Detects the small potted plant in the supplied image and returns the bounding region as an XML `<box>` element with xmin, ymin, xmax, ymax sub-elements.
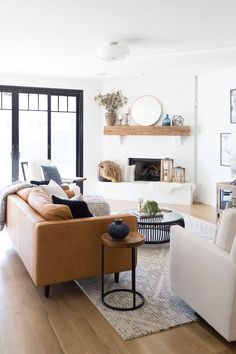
<box><xmin>142</xmin><ymin>200</ymin><xmax>160</xmax><ymax>217</ymax></box>
<box><xmin>94</xmin><ymin>90</ymin><xmax>128</xmax><ymax>126</ymax></box>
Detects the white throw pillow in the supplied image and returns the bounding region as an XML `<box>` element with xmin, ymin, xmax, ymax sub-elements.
<box><xmin>121</xmin><ymin>165</ymin><xmax>136</xmax><ymax>182</ymax></box>
<box><xmin>40</xmin><ymin>180</ymin><xmax>68</xmax><ymax>199</ymax></box>
<box><xmin>215</xmin><ymin>208</ymin><xmax>236</xmax><ymax>252</ymax></box>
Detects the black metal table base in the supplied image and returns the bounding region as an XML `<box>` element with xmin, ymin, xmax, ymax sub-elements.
<box><xmin>138</xmin><ymin>218</ymin><xmax>185</xmax><ymax>244</ymax></box>
<box><xmin>102</xmin><ymin>289</ymin><xmax>145</xmax><ymax>311</ymax></box>
<box><xmin>101</xmin><ymin>245</ymin><xmax>145</xmax><ymax>311</ymax></box>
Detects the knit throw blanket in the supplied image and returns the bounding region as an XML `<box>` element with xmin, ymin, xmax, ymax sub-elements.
<box><xmin>0</xmin><ymin>181</ymin><xmax>34</xmax><ymax>231</ymax></box>
<box><xmin>99</xmin><ymin>160</ymin><xmax>121</xmax><ymax>182</ymax></box>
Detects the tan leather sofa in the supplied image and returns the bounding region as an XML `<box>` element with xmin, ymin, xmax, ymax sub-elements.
<box><xmin>6</xmin><ymin>193</ymin><xmax>137</xmax><ymax>297</ymax></box>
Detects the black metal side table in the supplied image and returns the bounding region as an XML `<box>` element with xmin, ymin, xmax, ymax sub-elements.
<box><xmin>101</xmin><ymin>232</ymin><xmax>145</xmax><ymax>311</ymax></box>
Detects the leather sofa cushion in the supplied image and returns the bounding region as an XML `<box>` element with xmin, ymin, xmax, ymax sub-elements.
<box><xmin>28</xmin><ymin>187</ymin><xmax>73</xmax><ymax>221</ymax></box>
<box><xmin>17</xmin><ymin>187</ymin><xmax>75</xmax><ymax>202</ymax></box>
<box><xmin>64</xmin><ymin>190</ymin><xmax>75</xmax><ymax>198</ymax></box>
<box><xmin>17</xmin><ymin>188</ymin><xmax>32</xmax><ymax>202</ymax></box>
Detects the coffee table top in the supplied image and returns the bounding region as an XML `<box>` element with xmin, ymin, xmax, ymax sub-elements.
<box><xmin>102</xmin><ymin>232</ymin><xmax>145</xmax><ymax>248</ymax></box>
<box><xmin>129</xmin><ymin>209</ymin><xmax>184</xmax><ymax>225</ymax></box>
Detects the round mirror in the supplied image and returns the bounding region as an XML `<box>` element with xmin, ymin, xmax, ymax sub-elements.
<box><xmin>131</xmin><ymin>95</ymin><xmax>162</xmax><ymax>126</ymax></box>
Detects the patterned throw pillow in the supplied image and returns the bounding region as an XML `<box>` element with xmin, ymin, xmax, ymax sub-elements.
<box><xmin>41</xmin><ymin>165</ymin><xmax>62</xmax><ymax>185</ymax></box>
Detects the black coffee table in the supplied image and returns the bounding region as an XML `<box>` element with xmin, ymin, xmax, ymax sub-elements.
<box><xmin>130</xmin><ymin>209</ymin><xmax>185</xmax><ymax>244</ymax></box>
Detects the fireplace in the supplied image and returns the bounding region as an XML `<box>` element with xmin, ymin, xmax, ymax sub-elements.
<box><xmin>129</xmin><ymin>158</ymin><xmax>161</xmax><ymax>181</ymax></box>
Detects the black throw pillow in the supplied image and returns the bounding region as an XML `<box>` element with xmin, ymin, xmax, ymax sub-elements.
<box><xmin>30</xmin><ymin>180</ymin><xmax>50</xmax><ymax>186</ymax></box>
<box><xmin>52</xmin><ymin>195</ymin><xmax>93</xmax><ymax>219</ymax></box>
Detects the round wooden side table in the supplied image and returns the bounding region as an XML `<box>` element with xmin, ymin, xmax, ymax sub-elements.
<box><xmin>101</xmin><ymin>232</ymin><xmax>145</xmax><ymax>311</ymax></box>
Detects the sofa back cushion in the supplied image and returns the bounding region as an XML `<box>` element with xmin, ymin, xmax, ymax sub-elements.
<box><xmin>216</xmin><ymin>208</ymin><xmax>236</xmax><ymax>252</ymax></box>
<box><xmin>16</xmin><ymin>188</ymin><xmax>32</xmax><ymax>202</ymax></box>
<box><xmin>28</xmin><ymin>188</ymin><xmax>73</xmax><ymax>221</ymax></box>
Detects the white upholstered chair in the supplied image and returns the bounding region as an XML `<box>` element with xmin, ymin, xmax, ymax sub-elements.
<box><xmin>21</xmin><ymin>160</ymin><xmax>86</xmax><ymax>187</ymax></box>
<box><xmin>170</xmin><ymin>208</ymin><xmax>236</xmax><ymax>341</ymax></box>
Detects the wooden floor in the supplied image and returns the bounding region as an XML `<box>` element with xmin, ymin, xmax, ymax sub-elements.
<box><xmin>1</xmin><ymin>202</ymin><xmax>236</xmax><ymax>354</ymax></box>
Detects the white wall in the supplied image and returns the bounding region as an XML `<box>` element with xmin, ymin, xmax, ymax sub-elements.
<box><xmin>0</xmin><ymin>74</ymin><xmax>103</xmax><ymax>194</ymax></box>
<box><xmin>102</xmin><ymin>77</ymin><xmax>195</xmax><ymax>182</ymax></box>
<box><xmin>197</xmin><ymin>67</ymin><xmax>236</xmax><ymax>206</ymax></box>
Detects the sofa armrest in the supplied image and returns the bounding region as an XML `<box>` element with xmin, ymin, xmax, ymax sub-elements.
<box><xmin>170</xmin><ymin>225</ymin><xmax>234</xmax><ymax>293</ymax></box>
<box><xmin>170</xmin><ymin>225</ymin><xmax>236</xmax><ymax>339</ymax></box>
<box><xmin>33</xmin><ymin>214</ymin><xmax>137</xmax><ymax>286</ymax></box>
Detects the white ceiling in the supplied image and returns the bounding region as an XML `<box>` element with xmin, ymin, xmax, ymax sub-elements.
<box><xmin>1</xmin><ymin>0</ymin><xmax>236</xmax><ymax>80</ymax></box>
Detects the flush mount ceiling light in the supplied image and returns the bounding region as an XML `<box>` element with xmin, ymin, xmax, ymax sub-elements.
<box><xmin>97</xmin><ymin>42</ymin><xmax>130</xmax><ymax>61</ymax></box>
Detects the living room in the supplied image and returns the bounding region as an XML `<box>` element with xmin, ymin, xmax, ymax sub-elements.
<box><xmin>1</xmin><ymin>1</ymin><xmax>236</xmax><ymax>353</ymax></box>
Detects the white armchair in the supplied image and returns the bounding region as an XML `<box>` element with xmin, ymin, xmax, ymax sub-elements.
<box><xmin>170</xmin><ymin>209</ymin><xmax>236</xmax><ymax>342</ymax></box>
<box><xmin>21</xmin><ymin>160</ymin><xmax>86</xmax><ymax>187</ymax></box>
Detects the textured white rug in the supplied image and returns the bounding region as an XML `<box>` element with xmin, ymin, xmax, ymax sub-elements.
<box><xmin>77</xmin><ymin>213</ymin><xmax>216</xmax><ymax>341</ymax></box>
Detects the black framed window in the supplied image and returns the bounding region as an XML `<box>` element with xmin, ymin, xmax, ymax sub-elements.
<box><xmin>0</xmin><ymin>85</ymin><xmax>83</xmax><ymax>186</ymax></box>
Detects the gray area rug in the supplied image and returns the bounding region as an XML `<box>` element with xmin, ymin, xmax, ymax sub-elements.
<box><xmin>77</xmin><ymin>213</ymin><xmax>216</xmax><ymax>340</ymax></box>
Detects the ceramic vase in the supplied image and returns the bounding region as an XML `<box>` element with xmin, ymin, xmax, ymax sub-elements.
<box><xmin>162</xmin><ymin>114</ymin><xmax>171</xmax><ymax>126</ymax></box>
<box><xmin>107</xmin><ymin>218</ymin><xmax>129</xmax><ymax>240</ymax></box>
<box><xmin>105</xmin><ymin>112</ymin><xmax>116</xmax><ymax>126</ymax></box>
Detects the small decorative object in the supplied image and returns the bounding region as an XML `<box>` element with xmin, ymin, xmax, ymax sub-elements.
<box><xmin>173</xmin><ymin>166</ymin><xmax>185</xmax><ymax>183</ymax></box>
<box><xmin>107</xmin><ymin>218</ymin><xmax>130</xmax><ymax>240</ymax></box>
<box><xmin>162</xmin><ymin>114</ymin><xmax>171</xmax><ymax>126</ymax></box>
<box><xmin>125</xmin><ymin>112</ymin><xmax>129</xmax><ymax>125</ymax></box>
<box><xmin>98</xmin><ymin>160</ymin><xmax>121</xmax><ymax>182</ymax></box>
<box><xmin>118</xmin><ymin>113</ymin><xmax>123</xmax><ymax>126</ymax></box>
<box><xmin>230</xmin><ymin>150</ymin><xmax>236</xmax><ymax>184</ymax></box>
<box><xmin>161</xmin><ymin>158</ymin><xmax>173</xmax><ymax>182</ymax></box>
<box><xmin>172</xmin><ymin>115</ymin><xmax>184</xmax><ymax>126</ymax></box>
<box><xmin>105</xmin><ymin>112</ymin><xmax>116</xmax><ymax>126</ymax></box>
<box><xmin>220</xmin><ymin>133</ymin><xmax>231</xmax><ymax>166</ymax></box>
<box><xmin>142</xmin><ymin>200</ymin><xmax>160</xmax><ymax>216</ymax></box>
<box><xmin>138</xmin><ymin>198</ymin><xmax>143</xmax><ymax>212</ymax></box>
<box><xmin>94</xmin><ymin>90</ymin><xmax>128</xmax><ymax>126</ymax></box>
<box><xmin>230</xmin><ymin>89</ymin><xmax>236</xmax><ymax>123</ymax></box>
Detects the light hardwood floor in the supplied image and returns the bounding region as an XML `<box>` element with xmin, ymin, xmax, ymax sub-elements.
<box><xmin>1</xmin><ymin>202</ymin><xmax>235</xmax><ymax>354</ymax></box>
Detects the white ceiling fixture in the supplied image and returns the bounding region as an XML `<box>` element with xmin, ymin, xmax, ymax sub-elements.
<box><xmin>97</xmin><ymin>42</ymin><xmax>130</xmax><ymax>61</ymax></box>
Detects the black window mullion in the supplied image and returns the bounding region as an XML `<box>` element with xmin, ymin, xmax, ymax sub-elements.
<box><xmin>12</xmin><ymin>91</ymin><xmax>19</xmax><ymax>182</ymax></box>
<box><xmin>76</xmin><ymin>93</ymin><xmax>83</xmax><ymax>179</ymax></box>
<box><xmin>48</xmin><ymin>94</ymin><xmax>51</xmax><ymax>160</ymax></box>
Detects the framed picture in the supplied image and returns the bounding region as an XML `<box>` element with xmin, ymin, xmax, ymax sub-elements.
<box><xmin>230</xmin><ymin>89</ymin><xmax>236</xmax><ymax>123</ymax></box>
<box><xmin>220</xmin><ymin>133</ymin><xmax>231</xmax><ymax>166</ymax></box>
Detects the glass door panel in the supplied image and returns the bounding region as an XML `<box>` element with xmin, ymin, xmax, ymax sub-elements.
<box><xmin>19</xmin><ymin>110</ymin><xmax>48</xmax><ymax>180</ymax></box>
<box><xmin>51</xmin><ymin>112</ymin><xmax>76</xmax><ymax>177</ymax></box>
<box><xmin>0</xmin><ymin>87</ymin><xmax>82</xmax><ymax>186</ymax></box>
<box><xmin>0</xmin><ymin>110</ymin><xmax>12</xmax><ymax>188</ymax></box>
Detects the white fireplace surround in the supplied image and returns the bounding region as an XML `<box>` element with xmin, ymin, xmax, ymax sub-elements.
<box><xmin>97</xmin><ymin>181</ymin><xmax>196</xmax><ymax>205</ymax></box>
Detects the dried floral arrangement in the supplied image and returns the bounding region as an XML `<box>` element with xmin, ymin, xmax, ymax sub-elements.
<box><xmin>94</xmin><ymin>90</ymin><xmax>128</xmax><ymax>112</ymax></box>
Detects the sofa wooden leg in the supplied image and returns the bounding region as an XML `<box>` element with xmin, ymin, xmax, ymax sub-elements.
<box><xmin>114</xmin><ymin>272</ymin><xmax>120</xmax><ymax>283</ymax></box>
<box><xmin>44</xmin><ymin>285</ymin><xmax>50</xmax><ymax>298</ymax></box>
